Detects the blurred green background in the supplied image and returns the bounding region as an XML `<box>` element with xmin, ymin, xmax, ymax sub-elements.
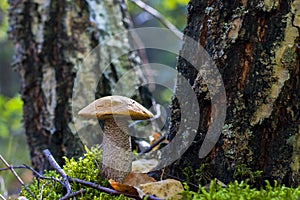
<box><xmin>0</xmin><ymin>0</ymin><xmax>31</xmax><ymax>197</ymax></box>
<box><xmin>0</xmin><ymin>0</ymin><xmax>188</xmax><ymax>197</ymax></box>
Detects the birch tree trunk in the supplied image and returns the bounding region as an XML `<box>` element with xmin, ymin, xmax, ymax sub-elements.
<box><xmin>8</xmin><ymin>0</ymin><xmax>151</xmax><ymax>173</ymax></box>
<box><xmin>168</xmin><ymin>0</ymin><xmax>300</xmax><ymax>187</ymax></box>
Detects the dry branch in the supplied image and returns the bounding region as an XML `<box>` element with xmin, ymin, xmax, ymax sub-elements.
<box><xmin>0</xmin><ymin>154</ymin><xmax>35</xmax><ymax>199</ymax></box>
<box><xmin>130</xmin><ymin>0</ymin><xmax>182</xmax><ymax>39</ymax></box>
<box><xmin>0</xmin><ymin>150</ymin><xmax>163</xmax><ymax>200</ymax></box>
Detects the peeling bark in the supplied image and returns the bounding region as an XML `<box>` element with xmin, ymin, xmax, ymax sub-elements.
<box><xmin>9</xmin><ymin>0</ymin><xmax>89</xmax><ymax>172</ymax></box>
<box><xmin>8</xmin><ymin>0</ymin><xmax>152</xmax><ymax>172</ymax></box>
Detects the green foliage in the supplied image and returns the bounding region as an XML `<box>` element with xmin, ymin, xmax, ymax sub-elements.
<box><xmin>63</xmin><ymin>146</ymin><xmax>109</xmax><ymax>187</ymax></box>
<box><xmin>181</xmin><ymin>165</ymin><xmax>194</xmax><ymax>182</ymax></box>
<box><xmin>20</xmin><ymin>170</ymin><xmax>64</xmax><ymax>199</ymax></box>
<box><xmin>181</xmin><ymin>179</ymin><xmax>300</xmax><ymax>200</ymax></box>
<box><xmin>20</xmin><ymin>147</ymin><xmax>300</xmax><ymax>199</ymax></box>
<box><xmin>128</xmin><ymin>0</ymin><xmax>189</xmax><ymax>29</ymax></box>
<box><xmin>234</xmin><ymin>164</ymin><xmax>263</xmax><ymax>183</ymax></box>
<box><xmin>20</xmin><ymin>147</ymin><xmax>129</xmax><ymax>200</ymax></box>
<box><xmin>0</xmin><ymin>0</ymin><xmax>9</xmax><ymax>40</ymax></box>
<box><xmin>181</xmin><ymin>164</ymin><xmax>212</xmax><ymax>185</ymax></box>
<box><xmin>161</xmin><ymin>0</ymin><xmax>189</xmax><ymax>10</ymax></box>
<box><xmin>0</xmin><ymin>95</ymin><xmax>23</xmax><ymax>138</ymax></box>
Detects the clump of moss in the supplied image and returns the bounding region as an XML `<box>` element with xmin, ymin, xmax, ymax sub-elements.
<box><xmin>181</xmin><ymin>164</ymin><xmax>212</xmax><ymax>185</ymax></box>
<box><xmin>181</xmin><ymin>179</ymin><xmax>300</xmax><ymax>200</ymax></box>
<box><xmin>20</xmin><ymin>146</ymin><xmax>129</xmax><ymax>200</ymax></box>
<box><xmin>19</xmin><ymin>146</ymin><xmax>300</xmax><ymax>199</ymax></box>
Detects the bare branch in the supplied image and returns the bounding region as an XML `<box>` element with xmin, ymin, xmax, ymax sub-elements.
<box><xmin>59</xmin><ymin>189</ymin><xmax>87</xmax><ymax>200</ymax></box>
<box><xmin>0</xmin><ymin>155</ymin><xmax>24</xmax><ymax>186</ymax></box>
<box><xmin>0</xmin><ymin>193</ymin><xmax>5</xmax><ymax>200</ymax></box>
<box><xmin>22</xmin><ymin>164</ymin><xmax>65</xmax><ymax>186</ymax></box>
<box><xmin>130</xmin><ymin>0</ymin><xmax>182</xmax><ymax>39</ymax></box>
<box><xmin>69</xmin><ymin>178</ymin><xmax>161</xmax><ymax>200</ymax></box>
<box><xmin>0</xmin><ymin>165</ymin><xmax>27</xmax><ymax>171</ymax></box>
<box><xmin>138</xmin><ymin>135</ymin><xmax>166</xmax><ymax>155</ymax></box>
<box><xmin>0</xmin><ymin>153</ymin><xmax>163</xmax><ymax>199</ymax></box>
<box><xmin>42</xmin><ymin>149</ymin><xmax>72</xmax><ymax>200</ymax></box>
<box><xmin>0</xmin><ymin>154</ymin><xmax>35</xmax><ymax>199</ymax></box>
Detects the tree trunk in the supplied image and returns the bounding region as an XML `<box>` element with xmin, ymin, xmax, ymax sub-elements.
<box><xmin>168</xmin><ymin>0</ymin><xmax>300</xmax><ymax>187</ymax></box>
<box><xmin>8</xmin><ymin>0</ymin><xmax>152</xmax><ymax>173</ymax></box>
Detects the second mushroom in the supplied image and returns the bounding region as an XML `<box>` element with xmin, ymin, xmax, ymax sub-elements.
<box><xmin>78</xmin><ymin>95</ymin><xmax>153</xmax><ymax>183</ymax></box>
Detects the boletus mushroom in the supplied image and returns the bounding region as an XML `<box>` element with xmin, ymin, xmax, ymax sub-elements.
<box><xmin>78</xmin><ymin>95</ymin><xmax>153</xmax><ymax>183</ymax></box>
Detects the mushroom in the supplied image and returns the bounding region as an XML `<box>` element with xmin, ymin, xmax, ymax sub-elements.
<box><xmin>78</xmin><ymin>95</ymin><xmax>153</xmax><ymax>183</ymax></box>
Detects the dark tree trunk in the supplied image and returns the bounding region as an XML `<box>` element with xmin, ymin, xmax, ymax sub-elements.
<box><xmin>167</xmin><ymin>0</ymin><xmax>300</xmax><ymax>187</ymax></box>
<box><xmin>8</xmin><ymin>0</ymin><xmax>87</xmax><ymax>173</ymax></box>
<box><xmin>8</xmin><ymin>0</ymin><xmax>152</xmax><ymax>173</ymax></box>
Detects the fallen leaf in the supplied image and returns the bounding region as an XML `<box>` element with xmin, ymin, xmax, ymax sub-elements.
<box><xmin>109</xmin><ymin>179</ymin><xmax>139</xmax><ymax>195</ymax></box>
<box><xmin>123</xmin><ymin>172</ymin><xmax>156</xmax><ymax>186</ymax></box>
<box><xmin>149</xmin><ymin>132</ymin><xmax>161</xmax><ymax>145</ymax></box>
<box><xmin>149</xmin><ymin>132</ymin><xmax>169</xmax><ymax>151</ymax></box>
<box><xmin>139</xmin><ymin>179</ymin><xmax>184</xmax><ymax>200</ymax></box>
<box><xmin>132</xmin><ymin>158</ymin><xmax>158</xmax><ymax>173</ymax></box>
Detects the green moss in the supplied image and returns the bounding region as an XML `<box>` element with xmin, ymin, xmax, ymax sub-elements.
<box><xmin>233</xmin><ymin>164</ymin><xmax>263</xmax><ymax>184</ymax></box>
<box><xmin>20</xmin><ymin>147</ymin><xmax>300</xmax><ymax>199</ymax></box>
<box><xmin>20</xmin><ymin>170</ymin><xmax>63</xmax><ymax>199</ymax></box>
<box><xmin>181</xmin><ymin>179</ymin><xmax>300</xmax><ymax>200</ymax></box>
<box><xmin>181</xmin><ymin>165</ymin><xmax>194</xmax><ymax>182</ymax></box>
<box><xmin>181</xmin><ymin>163</ymin><xmax>212</xmax><ymax>185</ymax></box>
<box><xmin>20</xmin><ymin>146</ymin><xmax>129</xmax><ymax>200</ymax></box>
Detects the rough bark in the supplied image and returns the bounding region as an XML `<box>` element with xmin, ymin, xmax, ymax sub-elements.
<box><xmin>8</xmin><ymin>0</ymin><xmax>88</xmax><ymax>172</ymax></box>
<box><xmin>71</xmin><ymin>0</ymin><xmax>153</xmax><ymax>146</ymax></box>
<box><xmin>8</xmin><ymin>0</ymin><xmax>152</xmax><ymax>172</ymax></box>
<box><xmin>168</xmin><ymin>0</ymin><xmax>300</xmax><ymax>187</ymax></box>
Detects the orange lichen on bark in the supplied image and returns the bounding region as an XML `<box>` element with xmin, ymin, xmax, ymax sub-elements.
<box><xmin>240</xmin><ymin>0</ymin><xmax>247</xmax><ymax>7</ymax></box>
<box><xmin>257</xmin><ymin>17</ymin><xmax>267</xmax><ymax>42</ymax></box>
<box><xmin>238</xmin><ymin>43</ymin><xmax>252</xmax><ymax>89</ymax></box>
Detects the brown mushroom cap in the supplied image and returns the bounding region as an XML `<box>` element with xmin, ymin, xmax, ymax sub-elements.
<box><xmin>78</xmin><ymin>95</ymin><xmax>154</xmax><ymax>120</ymax></box>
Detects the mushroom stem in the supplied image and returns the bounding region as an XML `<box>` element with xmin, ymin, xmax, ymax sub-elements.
<box><xmin>102</xmin><ymin>117</ymin><xmax>132</xmax><ymax>183</ymax></box>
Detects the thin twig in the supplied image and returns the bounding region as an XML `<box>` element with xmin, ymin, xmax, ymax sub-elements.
<box><xmin>0</xmin><ymin>155</ymin><xmax>162</xmax><ymax>199</ymax></box>
<box><xmin>59</xmin><ymin>189</ymin><xmax>86</xmax><ymax>200</ymax></box>
<box><xmin>23</xmin><ymin>164</ymin><xmax>65</xmax><ymax>186</ymax></box>
<box><xmin>138</xmin><ymin>135</ymin><xmax>166</xmax><ymax>155</ymax></box>
<box><xmin>70</xmin><ymin>178</ymin><xmax>161</xmax><ymax>200</ymax></box>
<box><xmin>70</xmin><ymin>178</ymin><xmax>136</xmax><ymax>198</ymax></box>
<box><xmin>0</xmin><ymin>165</ymin><xmax>27</xmax><ymax>171</ymax></box>
<box><xmin>42</xmin><ymin>149</ymin><xmax>72</xmax><ymax>200</ymax></box>
<box><xmin>0</xmin><ymin>164</ymin><xmax>64</xmax><ymax>187</ymax></box>
<box><xmin>0</xmin><ymin>193</ymin><xmax>5</xmax><ymax>200</ymax></box>
<box><xmin>130</xmin><ymin>0</ymin><xmax>182</xmax><ymax>39</ymax></box>
<box><xmin>0</xmin><ymin>154</ymin><xmax>35</xmax><ymax>199</ymax></box>
<box><xmin>0</xmin><ymin>155</ymin><xmax>24</xmax><ymax>186</ymax></box>
<box><xmin>39</xmin><ymin>184</ymin><xmax>45</xmax><ymax>200</ymax></box>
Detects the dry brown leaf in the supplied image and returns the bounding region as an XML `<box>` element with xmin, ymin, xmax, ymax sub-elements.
<box><xmin>108</xmin><ymin>179</ymin><xmax>139</xmax><ymax>195</ymax></box>
<box><xmin>123</xmin><ymin>172</ymin><xmax>156</xmax><ymax>186</ymax></box>
<box><xmin>149</xmin><ymin>132</ymin><xmax>169</xmax><ymax>151</ymax></box>
<box><xmin>138</xmin><ymin>179</ymin><xmax>184</xmax><ymax>200</ymax></box>
<box><xmin>149</xmin><ymin>132</ymin><xmax>161</xmax><ymax>145</ymax></box>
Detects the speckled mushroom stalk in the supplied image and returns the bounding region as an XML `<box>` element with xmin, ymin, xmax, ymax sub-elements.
<box><xmin>102</xmin><ymin>117</ymin><xmax>131</xmax><ymax>182</ymax></box>
<box><xmin>78</xmin><ymin>95</ymin><xmax>153</xmax><ymax>183</ymax></box>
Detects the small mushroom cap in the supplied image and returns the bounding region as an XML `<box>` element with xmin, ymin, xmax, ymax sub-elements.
<box><xmin>78</xmin><ymin>95</ymin><xmax>154</xmax><ymax>120</ymax></box>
